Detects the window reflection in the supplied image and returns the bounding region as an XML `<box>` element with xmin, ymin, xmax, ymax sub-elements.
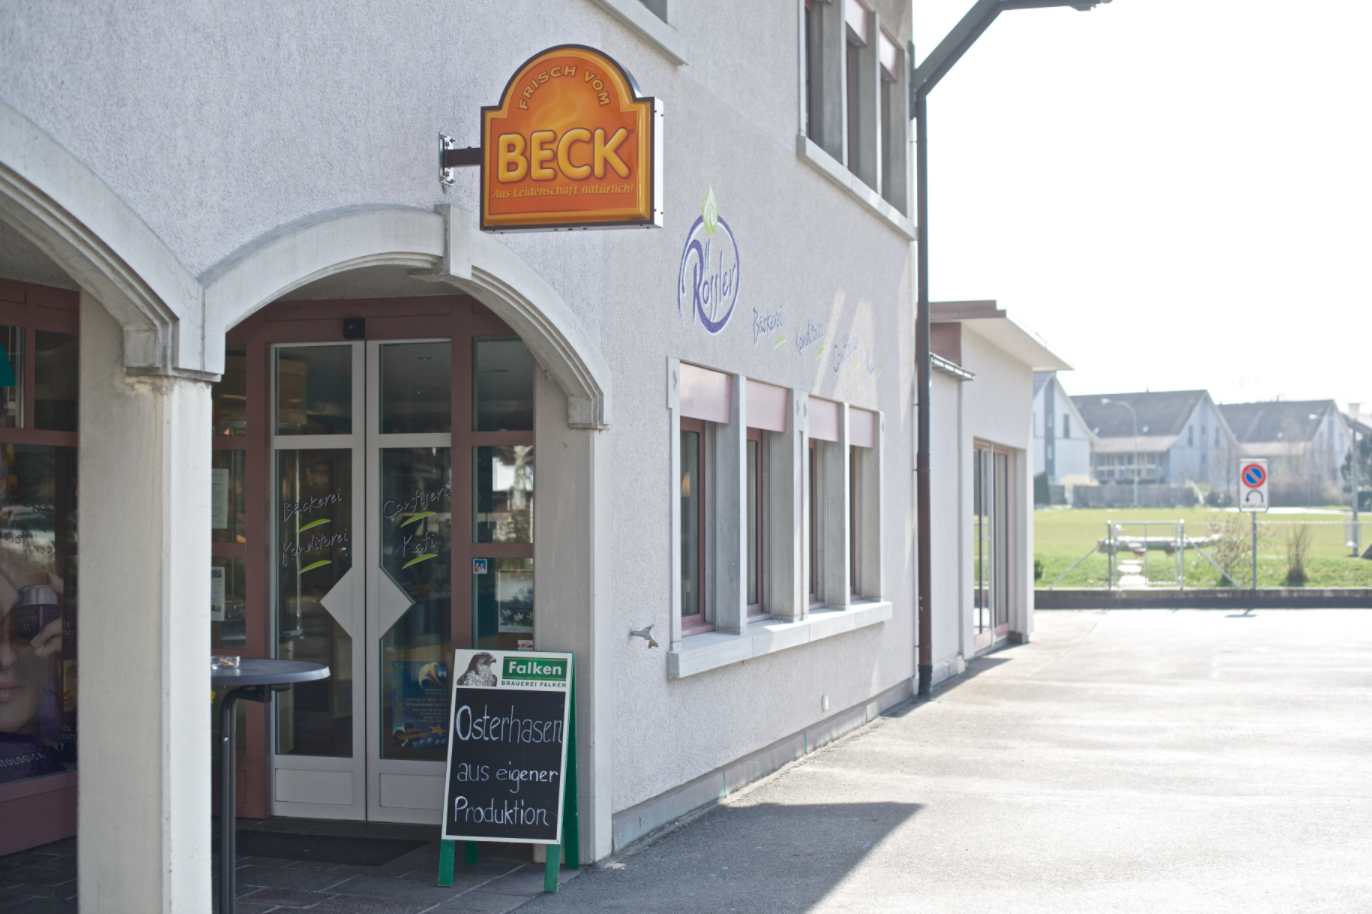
<box><xmin>747</xmin><ymin>438</ymin><xmax>759</xmax><ymax>607</ymax></box>
<box><xmin>275</xmin><ymin>449</ymin><xmax>353</xmax><ymax>757</ymax></box>
<box><xmin>34</xmin><ymin>331</ymin><xmax>77</xmax><ymax>432</ymax></box>
<box><xmin>681</xmin><ymin>428</ymin><xmax>701</xmax><ymax>622</ymax></box>
<box><xmin>211</xmin><ymin>556</ymin><xmax>246</xmax><ymax>647</ymax></box>
<box><xmin>213</xmin><ymin>345</ymin><xmax>247</xmax><ymax>436</ymax></box>
<box><xmin>380</xmin><ymin>342</ymin><xmax>451</xmax><ymax>434</ymax></box>
<box><xmin>0</xmin><ymin>326</ymin><xmax>22</xmax><ymax>429</ymax></box>
<box><xmin>276</xmin><ymin>346</ymin><xmax>353</xmax><ymax>435</ymax></box>
<box><xmin>379</xmin><ymin>447</ymin><xmax>452</xmax><ymax>762</ymax></box>
<box><xmin>212</xmin><ymin>450</ymin><xmax>246</xmax><ymax>545</ymax></box>
<box><xmin>473</xmin><ymin>557</ymin><xmax>533</xmax><ymax>651</ymax></box>
<box><xmin>473</xmin><ymin>337</ymin><xmax>535</xmax><ymax>432</ymax></box>
<box><xmin>473</xmin><ymin>446</ymin><xmax>533</xmax><ymax>544</ymax></box>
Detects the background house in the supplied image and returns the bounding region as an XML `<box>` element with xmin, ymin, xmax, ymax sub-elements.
<box><xmin>1219</xmin><ymin>400</ymin><xmax>1353</xmax><ymax>505</ymax></box>
<box><xmin>1073</xmin><ymin>390</ymin><xmax>1237</xmax><ymax>496</ymax></box>
<box><xmin>1032</xmin><ymin>371</ymin><xmax>1098</xmax><ymax>494</ymax></box>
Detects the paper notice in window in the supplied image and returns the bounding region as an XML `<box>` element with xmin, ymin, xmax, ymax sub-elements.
<box><xmin>211</xmin><ymin>566</ymin><xmax>226</xmax><ymax>622</ymax></box>
<box><xmin>211</xmin><ymin>468</ymin><xmax>229</xmax><ymax>528</ymax></box>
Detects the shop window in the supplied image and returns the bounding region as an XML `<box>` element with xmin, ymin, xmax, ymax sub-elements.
<box><xmin>34</xmin><ymin>331</ymin><xmax>77</xmax><ymax>432</ymax></box>
<box><xmin>808</xmin><ymin>397</ymin><xmax>844</xmax><ymax>605</ymax></box>
<box><xmin>808</xmin><ymin>437</ymin><xmax>821</xmax><ymax>605</ymax></box>
<box><xmin>0</xmin><ymin>289</ymin><xmax>79</xmax><ymax>789</ymax></box>
<box><xmin>849</xmin><ymin>407</ymin><xmax>879</xmax><ymax>599</ymax></box>
<box><xmin>680</xmin><ymin>417</ymin><xmax>708</xmax><ymax>634</ymax></box>
<box><xmin>473</xmin><ymin>336</ymin><xmax>535</xmax><ymax>432</ymax></box>
<box><xmin>0</xmin><ymin>326</ymin><xmax>22</xmax><ymax>428</ymax></box>
<box><xmin>381</xmin><ymin>341</ymin><xmax>451</xmax><ymax>434</ymax></box>
<box><xmin>745</xmin><ymin>379</ymin><xmax>788</xmax><ymax>622</ymax></box>
<box><xmin>214</xmin><ymin>344</ymin><xmax>247</xmax><ymax>437</ymax></box>
<box><xmin>275</xmin><ymin>447</ymin><xmax>354</xmax><ymax>758</ymax></box>
<box><xmin>746</xmin><ymin>428</ymin><xmax>763</xmax><ymax>619</ymax></box>
<box><xmin>470</xmin><ymin>335</ymin><xmax>536</xmax><ymax>651</ymax></box>
<box><xmin>212</xmin><ymin>344</ymin><xmax>248</xmax><ymax>654</ymax></box>
<box><xmin>474</xmin><ymin>446</ymin><xmax>533</xmax><ymax>544</ymax></box>
<box><xmin>849</xmin><ymin>445</ymin><xmax>859</xmax><ymax>594</ymax></box>
<box><xmin>276</xmin><ymin>345</ymin><xmax>353</xmax><ymax>435</ymax></box>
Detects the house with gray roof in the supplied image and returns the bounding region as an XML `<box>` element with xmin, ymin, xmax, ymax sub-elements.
<box><xmin>1072</xmin><ymin>389</ymin><xmax>1237</xmax><ymax>491</ymax></box>
<box><xmin>1217</xmin><ymin>400</ymin><xmax>1353</xmax><ymax>505</ymax></box>
<box><xmin>1032</xmin><ymin>371</ymin><xmax>1098</xmax><ymax>484</ymax></box>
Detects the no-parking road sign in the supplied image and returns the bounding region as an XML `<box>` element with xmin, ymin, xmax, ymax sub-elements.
<box><xmin>1239</xmin><ymin>459</ymin><xmax>1269</xmax><ymax>513</ymax></box>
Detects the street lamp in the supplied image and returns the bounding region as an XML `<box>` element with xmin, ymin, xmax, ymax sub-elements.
<box><xmin>912</xmin><ymin>0</ymin><xmax>1109</xmax><ymax>699</ymax></box>
<box><xmin>1101</xmin><ymin>398</ymin><xmax>1138</xmax><ymax>508</ymax></box>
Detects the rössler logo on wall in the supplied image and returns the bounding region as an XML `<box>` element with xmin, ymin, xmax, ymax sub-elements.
<box><xmin>678</xmin><ymin>188</ymin><xmax>741</xmax><ymax>334</ymax></box>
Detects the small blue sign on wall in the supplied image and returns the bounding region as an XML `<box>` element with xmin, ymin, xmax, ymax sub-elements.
<box><xmin>472</xmin><ymin>558</ymin><xmax>488</xmax><ymax>575</ymax></box>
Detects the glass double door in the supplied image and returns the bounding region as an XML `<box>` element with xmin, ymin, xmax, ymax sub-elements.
<box><xmin>269</xmin><ymin>335</ymin><xmax>535</xmax><ymax>822</ymax></box>
<box><xmin>972</xmin><ymin>446</ymin><xmax>1011</xmax><ymax>650</ymax></box>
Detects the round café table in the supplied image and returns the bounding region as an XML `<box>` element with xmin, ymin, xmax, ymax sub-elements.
<box><xmin>212</xmin><ymin>659</ymin><xmax>329</xmax><ymax>914</ymax></box>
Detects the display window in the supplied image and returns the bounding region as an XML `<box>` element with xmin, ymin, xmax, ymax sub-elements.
<box><xmin>0</xmin><ymin>281</ymin><xmax>79</xmax><ymax>854</ymax></box>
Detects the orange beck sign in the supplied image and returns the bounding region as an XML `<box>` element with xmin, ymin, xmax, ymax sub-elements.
<box><xmin>481</xmin><ymin>46</ymin><xmax>663</xmax><ymax>232</ymax></box>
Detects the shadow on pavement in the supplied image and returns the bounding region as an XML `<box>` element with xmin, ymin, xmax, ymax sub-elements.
<box><xmin>521</xmin><ymin>801</ymin><xmax>920</xmax><ymax>914</ymax></box>
<box><xmin>882</xmin><ymin>655</ymin><xmax>1015</xmax><ymax>718</ymax></box>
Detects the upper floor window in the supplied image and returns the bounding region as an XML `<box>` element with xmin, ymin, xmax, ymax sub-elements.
<box><xmin>1062</xmin><ymin>414</ymin><xmax>1072</xmax><ymax>439</ymax></box>
<box><xmin>639</xmin><ymin>0</ymin><xmax>668</xmax><ymax>21</ymax></box>
<box><xmin>803</xmin><ymin>0</ymin><xmax>908</xmax><ymax>213</ymax></box>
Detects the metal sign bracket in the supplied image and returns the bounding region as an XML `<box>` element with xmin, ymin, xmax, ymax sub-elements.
<box><xmin>440</xmin><ymin>134</ymin><xmax>481</xmax><ymax>185</ymax></box>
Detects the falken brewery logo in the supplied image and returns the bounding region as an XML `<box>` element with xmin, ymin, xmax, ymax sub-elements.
<box><xmin>677</xmin><ymin>188</ymin><xmax>741</xmax><ymax>335</ymax></box>
<box><xmin>502</xmin><ymin>657</ymin><xmax>569</xmax><ymax>682</ymax></box>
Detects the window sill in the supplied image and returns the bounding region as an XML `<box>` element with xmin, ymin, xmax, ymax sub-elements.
<box><xmin>795</xmin><ymin>136</ymin><xmax>916</xmax><ymax>241</ymax></box>
<box><xmin>587</xmin><ymin>0</ymin><xmax>689</xmax><ymax>65</ymax></box>
<box><xmin>667</xmin><ymin>599</ymin><xmax>892</xmax><ymax>679</ymax></box>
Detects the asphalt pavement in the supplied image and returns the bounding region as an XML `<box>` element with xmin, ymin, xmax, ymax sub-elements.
<box><xmin>521</xmin><ymin>609</ymin><xmax>1372</xmax><ymax>914</ymax></box>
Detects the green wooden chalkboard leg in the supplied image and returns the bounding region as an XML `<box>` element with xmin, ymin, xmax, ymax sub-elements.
<box><xmin>437</xmin><ymin>840</ymin><xmax>455</xmax><ymax>887</ymax></box>
<box><xmin>563</xmin><ymin>672</ymin><xmax>580</xmax><ymax>869</ymax></box>
<box><xmin>544</xmin><ymin>842</ymin><xmax>560</xmax><ymax>893</ymax></box>
<box><xmin>463</xmin><ymin>841</ymin><xmax>479</xmax><ymax>865</ymax></box>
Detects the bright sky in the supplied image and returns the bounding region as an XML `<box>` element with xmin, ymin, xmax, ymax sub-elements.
<box><xmin>913</xmin><ymin>0</ymin><xmax>1371</xmax><ymax>414</ymax></box>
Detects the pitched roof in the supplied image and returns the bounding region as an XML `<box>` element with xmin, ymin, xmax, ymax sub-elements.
<box><xmin>1033</xmin><ymin>371</ymin><xmax>1052</xmax><ymax>398</ymax></box>
<box><xmin>1071</xmin><ymin>390</ymin><xmax>1208</xmax><ymax>440</ymax></box>
<box><xmin>1218</xmin><ymin>400</ymin><xmax>1340</xmax><ymax>444</ymax></box>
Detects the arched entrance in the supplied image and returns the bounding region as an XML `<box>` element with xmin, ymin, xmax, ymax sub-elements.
<box><xmin>201</xmin><ymin>206</ymin><xmax>613</xmax><ymax>855</ymax></box>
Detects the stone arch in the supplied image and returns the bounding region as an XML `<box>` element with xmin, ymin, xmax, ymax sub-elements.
<box><xmin>202</xmin><ymin>204</ymin><xmax>612</xmax><ymax>428</ymax></box>
<box><xmin>0</xmin><ymin>99</ymin><xmax>207</xmax><ymax>377</ymax></box>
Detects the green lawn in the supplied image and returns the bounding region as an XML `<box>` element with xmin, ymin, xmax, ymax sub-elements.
<box><xmin>1035</xmin><ymin>506</ymin><xmax>1372</xmax><ymax>589</ymax></box>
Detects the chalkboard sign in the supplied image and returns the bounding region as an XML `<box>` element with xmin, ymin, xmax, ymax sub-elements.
<box><xmin>440</xmin><ymin>649</ymin><xmax>573</xmax><ymax>844</ymax></box>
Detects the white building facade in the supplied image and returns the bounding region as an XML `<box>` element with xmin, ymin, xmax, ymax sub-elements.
<box><xmin>0</xmin><ymin>2</ymin><xmax>1057</xmax><ymax>908</ymax></box>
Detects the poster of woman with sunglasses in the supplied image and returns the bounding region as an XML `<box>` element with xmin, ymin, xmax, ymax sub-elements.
<box><xmin>0</xmin><ymin>444</ymin><xmax>77</xmax><ymax>786</ymax></box>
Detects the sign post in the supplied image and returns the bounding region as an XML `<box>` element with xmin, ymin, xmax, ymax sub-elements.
<box><xmin>436</xmin><ymin>649</ymin><xmax>577</xmax><ymax>893</ymax></box>
<box><xmin>1239</xmin><ymin>459</ymin><xmax>1269</xmax><ymax>589</ymax></box>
